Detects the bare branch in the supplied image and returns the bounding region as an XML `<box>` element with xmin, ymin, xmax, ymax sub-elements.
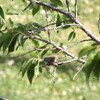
<box><xmin>9</xmin><ymin>47</ymin><xmax>47</xmax><ymax>59</ymax></box>
<box><xmin>27</xmin><ymin>20</ymin><xmax>73</xmax><ymax>34</ymax></box>
<box><xmin>98</xmin><ymin>13</ymin><xmax>100</xmax><ymax>33</ymax></box>
<box><xmin>76</xmin><ymin>19</ymin><xmax>100</xmax><ymax>43</ymax></box>
<box><xmin>65</xmin><ymin>0</ymin><xmax>71</xmax><ymax>13</ymax></box>
<box><xmin>73</xmin><ymin>64</ymin><xmax>85</xmax><ymax>80</ymax></box>
<box><xmin>28</xmin><ymin>35</ymin><xmax>85</xmax><ymax>64</ymax></box>
<box><xmin>45</xmin><ymin>8</ymin><xmax>51</xmax><ymax>42</ymax></box>
<box><xmin>32</xmin><ymin>0</ymin><xmax>100</xmax><ymax>43</ymax></box>
<box><xmin>56</xmin><ymin>58</ymin><xmax>79</xmax><ymax>65</ymax></box>
<box><xmin>9</xmin><ymin>49</ymin><xmax>35</xmax><ymax>59</ymax></box>
<box><xmin>74</xmin><ymin>0</ymin><xmax>78</xmax><ymax>18</ymax></box>
<box><xmin>67</xmin><ymin>38</ymin><xmax>92</xmax><ymax>49</ymax></box>
<box><xmin>39</xmin><ymin>20</ymin><xmax>73</xmax><ymax>31</ymax></box>
<box><xmin>52</xmin><ymin>67</ymin><xmax>56</xmax><ymax>83</ymax></box>
<box><xmin>22</xmin><ymin>2</ymin><xmax>31</xmax><ymax>13</ymax></box>
<box><xmin>49</xmin><ymin>23</ymin><xmax>80</xmax><ymax>30</ymax></box>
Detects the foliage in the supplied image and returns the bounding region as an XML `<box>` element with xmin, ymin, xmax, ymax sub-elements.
<box><xmin>0</xmin><ymin>0</ymin><xmax>100</xmax><ymax>84</ymax></box>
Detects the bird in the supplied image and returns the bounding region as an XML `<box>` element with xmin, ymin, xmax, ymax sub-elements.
<box><xmin>43</xmin><ymin>56</ymin><xmax>56</xmax><ymax>65</ymax></box>
<box><xmin>43</xmin><ymin>50</ymin><xmax>61</xmax><ymax>66</ymax></box>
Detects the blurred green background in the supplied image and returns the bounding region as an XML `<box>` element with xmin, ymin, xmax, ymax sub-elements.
<box><xmin>0</xmin><ymin>0</ymin><xmax>100</xmax><ymax>100</ymax></box>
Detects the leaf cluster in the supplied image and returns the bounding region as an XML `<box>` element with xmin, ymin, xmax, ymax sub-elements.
<box><xmin>79</xmin><ymin>43</ymin><xmax>100</xmax><ymax>82</ymax></box>
<box><xmin>20</xmin><ymin>59</ymin><xmax>42</xmax><ymax>84</ymax></box>
<box><xmin>0</xmin><ymin>0</ymin><xmax>100</xmax><ymax>84</ymax></box>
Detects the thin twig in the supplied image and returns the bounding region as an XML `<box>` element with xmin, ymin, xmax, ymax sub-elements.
<box><xmin>33</xmin><ymin>36</ymin><xmax>50</xmax><ymax>44</ymax></box>
<box><xmin>9</xmin><ymin>49</ymin><xmax>35</xmax><ymax>59</ymax></box>
<box><xmin>67</xmin><ymin>38</ymin><xmax>92</xmax><ymax>49</ymax></box>
<box><xmin>49</xmin><ymin>23</ymin><xmax>80</xmax><ymax>30</ymax></box>
<box><xmin>52</xmin><ymin>67</ymin><xmax>56</xmax><ymax>83</ymax></box>
<box><xmin>98</xmin><ymin>13</ymin><xmax>100</xmax><ymax>33</ymax></box>
<box><xmin>73</xmin><ymin>63</ymin><xmax>85</xmax><ymax>80</ymax></box>
<box><xmin>26</xmin><ymin>20</ymin><xmax>73</xmax><ymax>36</ymax></box>
<box><xmin>31</xmin><ymin>20</ymin><xmax>72</xmax><ymax>32</ymax></box>
<box><xmin>45</xmin><ymin>8</ymin><xmax>51</xmax><ymax>42</ymax></box>
<box><xmin>74</xmin><ymin>0</ymin><xmax>77</xmax><ymax>18</ymax></box>
<box><xmin>56</xmin><ymin>58</ymin><xmax>79</xmax><ymax>65</ymax></box>
<box><xmin>80</xmin><ymin>56</ymin><xmax>87</xmax><ymax>59</ymax></box>
<box><xmin>9</xmin><ymin>46</ymin><xmax>47</xmax><ymax>59</ymax></box>
<box><xmin>21</xmin><ymin>2</ymin><xmax>32</xmax><ymax>13</ymax></box>
<box><xmin>66</xmin><ymin>0</ymin><xmax>71</xmax><ymax>13</ymax></box>
<box><xmin>42</xmin><ymin>20</ymin><xmax>72</xmax><ymax>30</ymax></box>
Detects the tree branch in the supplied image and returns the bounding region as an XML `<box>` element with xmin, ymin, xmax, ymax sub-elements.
<box><xmin>74</xmin><ymin>0</ymin><xmax>77</xmax><ymax>18</ymax></box>
<box><xmin>49</xmin><ymin>23</ymin><xmax>80</xmax><ymax>30</ymax></box>
<box><xmin>67</xmin><ymin>38</ymin><xmax>92</xmax><ymax>49</ymax></box>
<box><xmin>56</xmin><ymin>58</ymin><xmax>80</xmax><ymax>65</ymax></box>
<box><xmin>32</xmin><ymin>36</ymin><xmax>85</xmax><ymax>64</ymax></box>
<box><xmin>73</xmin><ymin>64</ymin><xmax>85</xmax><ymax>80</ymax></box>
<box><xmin>66</xmin><ymin>0</ymin><xmax>71</xmax><ymax>13</ymax></box>
<box><xmin>45</xmin><ymin>8</ymin><xmax>51</xmax><ymax>42</ymax></box>
<box><xmin>9</xmin><ymin>46</ymin><xmax>47</xmax><ymax>59</ymax></box>
<box><xmin>32</xmin><ymin>0</ymin><xmax>100</xmax><ymax>43</ymax></box>
<box><xmin>98</xmin><ymin>13</ymin><xmax>100</xmax><ymax>33</ymax></box>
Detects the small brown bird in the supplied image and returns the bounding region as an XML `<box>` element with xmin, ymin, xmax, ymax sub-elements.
<box><xmin>43</xmin><ymin>56</ymin><xmax>56</xmax><ymax>65</ymax></box>
<box><xmin>43</xmin><ymin>50</ymin><xmax>61</xmax><ymax>66</ymax></box>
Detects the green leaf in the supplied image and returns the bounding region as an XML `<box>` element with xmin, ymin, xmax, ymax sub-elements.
<box><xmin>14</xmin><ymin>23</ymin><xmax>26</xmax><ymax>33</ymax></box>
<box><xmin>91</xmin><ymin>42</ymin><xmax>100</xmax><ymax>47</ymax></box>
<box><xmin>6</xmin><ymin>12</ymin><xmax>19</xmax><ymax>15</ymax></box>
<box><xmin>32</xmin><ymin>22</ymin><xmax>42</xmax><ymax>28</ymax></box>
<box><xmin>21</xmin><ymin>59</ymin><xmax>33</xmax><ymax>77</ymax></box>
<box><xmin>18</xmin><ymin>35</ymin><xmax>27</xmax><ymax>46</ymax></box>
<box><xmin>62</xmin><ymin>15</ymin><xmax>71</xmax><ymax>22</ymax></box>
<box><xmin>18</xmin><ymin>35</ymin><xmax>24</xmax><ymax>46</ymax></box>
<box><xmin>56</xmin><ymin>14</ymin><xmax>62</xmax><ymax>27</ymax></box>
<box><xmin>16</xmin><ymin>35</ymin><xmax>27</xmax><ymax>50</ymax></box>
<box><xmin>32</xmin><ymin>39</ymin><xmax>40</xmax><ymax>48</ymax></box>
<box><xmin>0</xmin><ymin>34</ymin><xmax>7</xmax><ymax>49</ymax></box>
<box><xmin>34</xmin><ymin>60</ymin><xmax>41</xmax><ymax>78</ymax></box>
<box><xmin>2</xmin><ymin>33</ymin><xmax>18</xmax><ymax>53</ymax></box>
<box><xmin>0</xmin><ymin>16</ymin><xmax>4</xmax><ymax>29</ymax></box>
<box><xmin>3</xmin><ymin>34</ymin><xmax>12</xmax><ymax>52</ymax></box>
<box><xmin>0</xmin><ymin>41</ymin><xmax>3</xmax><ymax>49</ymax></box>
<box><xmin>32</xmin><ymin>3</ymin><xmax>40</xmax><ymax>16</ymax></box>
<box><xmin>30</xmin><ymin>52</ymin><xmax>39</xmax><ymax>58</ymax></box>
<box><xmin>80</xmin><ymin>50</ymin><xmax>100</xmax><ymax>82</ymax></box>
<box><xmin>39</xmin><ymin>44</ymin><xmax>48</xmax><ymax>49</ymax></box>
<box><xmin>50</xmin><ymin>0</ymin><xmax>63</xmax><ymax>7</ymax></box>
<box><xmin>85</xmin><ymin>52</ymin><xmax>96</xmax><ymax>82</ymax></box>
<box><xmin>0</xmin><ymin>6</ymin><xmax>5</xmax><ymax>19</ymax></box>
<box><xmin>79</xmin><ymin>46</ymin><xmax>96</xmax><ymax>58</ymax></box>
<box><xmin>68</xmin><ymin>31</ymin><xmax>76</xmax><ymax>41</ymax></box>
<box><xmin>8</xmin><ymin>34</ymin><xmax>18</xmax><ymax>53</ymax></box>
<box><xmin>21</xmin><ymin>0</ymin><xmax>26</xmax><ymax>4</ymax></box>
<box><xmin>61</xmin><ymin>15</ymin><xmax>71</xmax><ymax>29</ymax></box>
<box><xmin>27</xmin><ymin>63</ymin><xmax>36</xmax><ymax>84</ymax></box>
<box><xmin>41</xmin><ymin>49</ymin><xmax>49</xmax><ymax>57</ymax></box>
<box><xmin>8</xmin><ymin>18</ymin><xmax>14</xmax><ymax>27</ymax></box>
<box><xmin>93</xmin><ymin>51</ymin><xmax>100</xmax><ymax>80</ymax></box>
